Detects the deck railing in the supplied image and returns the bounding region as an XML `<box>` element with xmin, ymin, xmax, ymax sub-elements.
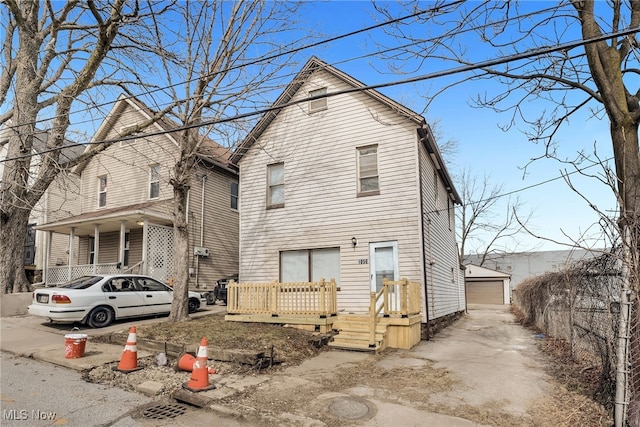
<box><xmin>227</xmin><ymin>278</ymin><xmax>338</xmax><ymax>316</ymax></box>
<box><xmin>369</xmin><ymin>278</ymin><xmax>422</xmax><ymax>346</ymax></box>
<box><xmin>45</xmin><ymin>263</ymin><xmax>122</xmax><ymax>286</ymax></box>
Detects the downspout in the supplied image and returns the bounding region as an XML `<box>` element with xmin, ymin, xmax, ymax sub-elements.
<box><xmin>196</xmin><ymin>175</ymin><xmax>206</xmax><ymax>288</ymax></box>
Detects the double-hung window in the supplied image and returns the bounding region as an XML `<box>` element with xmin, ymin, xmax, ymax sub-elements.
<box><xmin>267</xmin><ymin>162</ymin><xmax>284</xmax><ymax>208</ymax></box>
<box><xmin>149</xmin><ymin>165</ymin><xmax>160</xmax><ymax>199</ymax></box>
<box><xmin>357</xmin><ymin>145</ymin><xmax>379</xmax><ymax>195</ymax></box>
<box><xmin>98</xmin><ymin>175</ymin><xmax>107</xmax><ymax>207</ymax></box>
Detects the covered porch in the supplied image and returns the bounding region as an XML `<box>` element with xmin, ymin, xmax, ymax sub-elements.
<box><xmin>225</xmin><ymin>278</ymin><xmax>422</xmax><ymax>351</ymax></box>
<box><xmin>35</xmin><ymin>202</ymin><xmax>175</xmax><ymax>286</ymax></box>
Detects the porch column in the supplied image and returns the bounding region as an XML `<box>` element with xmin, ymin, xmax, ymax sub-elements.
<box><xmin>141</xmin><ymin>219</ymin><xmax>148</xmax><ymax>275</ymax></box>
<box><xmin>93</xmin><ymin>224</ymin><xmax>100</xmax><ymax>274</ymax></box>
<box><xmin>43</xmin><ymin>230</ymin><xmax>52</xmax><ymax>285</ymax></box>
<box><xmin>119</xmin><ymin>221</ymin><xmax>126</xmax><ymax>268</ymax></box>
<box><xmin>68</xmin><ymin>227</ymin><xmax>75</xmax><ymax>281</ymax></box>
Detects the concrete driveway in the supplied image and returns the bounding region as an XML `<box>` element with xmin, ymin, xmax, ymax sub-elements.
<box><xmin>408</xmin><ymin>304</ymin><xmax>550</xmax><ymax>416</ymax></box>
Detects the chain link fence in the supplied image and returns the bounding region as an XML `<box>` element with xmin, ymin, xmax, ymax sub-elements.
<box><xmin>513</xmin><ymin>250</ymin><xmax>622</xmax><ymax>418</ymax></box>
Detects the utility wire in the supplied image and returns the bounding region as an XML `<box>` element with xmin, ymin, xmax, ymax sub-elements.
<box><xmin>1</xmin><ymin>0</ymin><xmax>467</xmax><ymax>131</ymax></box>
<box><xmin>2</xmin><ymin>0</ymin><xmax>570</xmax><ymax>132</ymax></box>
<box><xmin>2</xmin><ymin>25</ymin><xmax>637</xmax><ymax>164</ymax></box>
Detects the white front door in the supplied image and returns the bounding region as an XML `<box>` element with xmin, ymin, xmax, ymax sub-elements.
<box><xmin>369</xmin><ymin>241</ymin><xmax>398</xmax><ymax>292</ymax></box>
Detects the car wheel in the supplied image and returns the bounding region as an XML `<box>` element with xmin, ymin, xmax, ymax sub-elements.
<box><xmin>87</xmin><ymin>306</ymin><xmax>114</xmax><ymax>328</ymax></box>
<box><xmin>188</xmin><ymin>298</ymin><xmax>199</xmax><ymax>314</ymax></box>
<box><xmin>205</xmin><ymin>292</ymin><xmax>216</xmax><ymax>305</ymax></box>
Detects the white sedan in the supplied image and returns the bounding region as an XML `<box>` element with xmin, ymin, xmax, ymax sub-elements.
<box><xmin>28</xmin><ymin>274</ymin><xmax>207</xmax><ymax>328</ymax></box>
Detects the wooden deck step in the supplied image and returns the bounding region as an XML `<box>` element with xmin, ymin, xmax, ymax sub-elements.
<box><xmin>329</xmin><ymin>318</ymin><xmax>388</xmax><ymax>353</ymax></box>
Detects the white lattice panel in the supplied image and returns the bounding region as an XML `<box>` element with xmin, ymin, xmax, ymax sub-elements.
<box><xmin>147</xmin><ymin>224</ymin><xmax>174</xmax><ymax>282</ymax></box>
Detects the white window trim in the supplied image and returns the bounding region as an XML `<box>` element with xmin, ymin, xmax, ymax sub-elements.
<box><xmin>267</xmin><ymin>162</ymin><xmax>285</xmax><ymax>209</ymax></box>
<box><xmin>308</xmin><ymin>87</ymin><xmax>327</xmax><ymax>113</ymax></box>
<box><xmin>149</xmin><ymin>164</ymin><xmax>160</xmax><ymax>199</ymax></box>
<box><xmin>357</xmin><ymin>144</ymin><xmax>380</xmax><ymax>196</ymax></box>
<box><xmin>98</xmin><ymin>175</ymin><xmax>107</xmax><ymax>208</ymax></box>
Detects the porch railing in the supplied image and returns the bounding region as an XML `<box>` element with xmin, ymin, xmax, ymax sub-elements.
<box><xmin>227</xmin><ymin>279</ymin><xmax>338</xmax><ymax>316</ymax></box>
<box><xmin>45</xmin><ymin>263</ymin><xmax>121</xmax><ymax>286</ymax></box>
<box><xmin>369</xmin><ymin>278</ymin><xmax>421</xmax><ymax>346</ymax></box>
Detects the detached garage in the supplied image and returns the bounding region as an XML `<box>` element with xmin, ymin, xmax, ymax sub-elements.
<box><xmin>465</xmin><ymin>264</ymin><xmax>511</xmax><ymax>305</ymax></box>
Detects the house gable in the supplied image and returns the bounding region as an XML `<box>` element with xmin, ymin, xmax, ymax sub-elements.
<box><xmin>77</xmin><ymin>99</ymin><xmax>180</xmax><ymax>214</ymax></box>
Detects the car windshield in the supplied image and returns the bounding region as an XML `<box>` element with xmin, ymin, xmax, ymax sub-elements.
<box><xmin>58</xmin><ymin>276</ymin><xmax>102</xmax><ymax>289</ymax></box>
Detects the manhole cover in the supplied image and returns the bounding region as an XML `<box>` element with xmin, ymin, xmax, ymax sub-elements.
<box><xmin>329</xmin><ymin>397</ymin><xmax>374</xmax><ymax>420</ymax></box>
<box><xmin>142</xmin><ymin>402</ymin><xmax>189</xmax><ymax>420</ymax></box>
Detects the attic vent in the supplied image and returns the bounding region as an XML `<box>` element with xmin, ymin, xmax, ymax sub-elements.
<box><xmin>309</xmin><ymin>87</ymin><xmax>327</xmax><ymax>113</ymax></box>
<box><xmin>120</xmin><ymin>125</ymin><xmax>140</xmax><ymax>145</ymax></box>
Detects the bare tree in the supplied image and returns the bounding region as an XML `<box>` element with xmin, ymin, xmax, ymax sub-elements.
<box><xmin>145</xmin><ymin>0</ymin><xmax>305</xmax><ymax>321</ymax></box>
<box><xmin>456</xmin><ymin>168</ymin><xmax>534</xmax><ymax>265</ymax></box>
<box><xmin>374</xmin><ymin>1</ymin><xmax>639</xmax><ymax>424</ymax></box>
<box><xmin>0</xmin><ymin>1</ymin><xmax>173</xmax><ymax>293</ymax></box>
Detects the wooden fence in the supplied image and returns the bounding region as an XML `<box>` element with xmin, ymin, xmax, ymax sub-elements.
<box><xmin>227</xmin><ymin>278</ymin><xmax>338</xmax><ymax>316</ymax></box>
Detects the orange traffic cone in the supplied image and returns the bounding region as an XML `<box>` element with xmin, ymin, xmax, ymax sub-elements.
<box><xmin>114</xmin><ymin>326</ymin><xmax>143</xmax><ymax>373</ymax></box>
<box><xmin>182</xmin><ymin>337</ymin><xmax>216</xmax><ymax>392</ymax></box>
<box><xmin>176</xmin><ymin>351</ymin><xmax>217</xmax><ymax>374</ymax></box>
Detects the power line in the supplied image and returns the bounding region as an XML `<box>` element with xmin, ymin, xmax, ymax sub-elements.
<box><xmin>3</xmin><ymin>0</ymin><xmax>570</xmax><ymax>133</ymax></box>
<box><xmin>2</xmin><ymin>25</ymin><xmax>637</xmax><ymax>164</ymax></box>
<box><xmin>1</xmin><ymin>0</ymin><xmax>467</xmax><ymax>132</ymax></box>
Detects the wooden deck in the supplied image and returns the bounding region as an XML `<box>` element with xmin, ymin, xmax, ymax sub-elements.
<box><xmin>225</xmin><ymin>278</ymin><xmax>422</xmax><ymax>351</ymax></box>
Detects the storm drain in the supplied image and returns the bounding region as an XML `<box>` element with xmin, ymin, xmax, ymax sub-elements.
<box><xmin>328</xmin><ymin>396</ymin><xmax>376</xmax><ymax>421</ymax></box>
<box><xmin>142</xmin><ymin>402</ymin><xmax>189</xmax><ymax>420</ymax></box>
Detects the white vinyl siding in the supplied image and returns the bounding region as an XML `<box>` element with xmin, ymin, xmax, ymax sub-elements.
<box><xmin>308</xmin><ymin>87</ymin><xmax>327</xmax><ymax>113</ymax></box>
<box><xmin>79</xmin><ymin>102</ymin><xmax>176</xmax><ymax>212</ymax></box>
<box><xmin>239</xmin><ymin>70</ymin><xmax>424</xmax><ymax>313</ymax></box>
<box><xmin>186</xmin><ymin>172</ymin><xmax>239</xmax><ymax>283</ymax></box>
<box><xmin>419</xmin><ymin>141</ymin><xmax>465</xmax><ymax>320</ymax></box>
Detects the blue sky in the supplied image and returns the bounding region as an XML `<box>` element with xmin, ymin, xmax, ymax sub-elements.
<box><xmin>288</xmin><ymin>1</ymin><xmax>620</xmax><ymax>253</ymax></box>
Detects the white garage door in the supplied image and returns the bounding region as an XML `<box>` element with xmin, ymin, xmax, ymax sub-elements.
<box><xmin>467</xmin><ymin>281</ymin><xmax>504</xmax><ymax>304</ymax></box>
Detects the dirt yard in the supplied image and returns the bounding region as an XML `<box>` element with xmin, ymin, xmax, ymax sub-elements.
<box><xmin>86</xmin><ymin>311</ymin><xmax>611</xmax><ymax>426</ymax></box>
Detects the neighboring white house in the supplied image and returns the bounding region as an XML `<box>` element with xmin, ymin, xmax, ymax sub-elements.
<box><xmin>465</xmin><ymin>264</ymin><xmax>511</xmax><ymax>305</ymax></box>
<box><xmin>231</xmin><ymin>57</ymin><xmax>465</xmax><ymax>335</ymax></box>
<box><xmin>465</xmin><ymin>249</ymin><xmax>600</xmax><ymax>292</ymax></box>
<box><xmin>36</xmin><ymin>95</ymin><xmax>239</xmax><ymax>288</ymax></box>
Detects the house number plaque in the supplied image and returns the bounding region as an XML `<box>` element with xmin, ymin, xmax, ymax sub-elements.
<box><xmin>357</xmin><ymin>259</ymin><xmax>368</xmax><ymax>265</ymax></box>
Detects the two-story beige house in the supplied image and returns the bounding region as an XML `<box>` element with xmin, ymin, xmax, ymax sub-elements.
<box><xmin>231</xmin><ymin>57</ymin><xmax>465</xmax><ymax>337</ymax></box>
<box><xmin>36</xmin><ymin>95</ymin><xmax>239</xmax><ymax>289</ymax></box>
